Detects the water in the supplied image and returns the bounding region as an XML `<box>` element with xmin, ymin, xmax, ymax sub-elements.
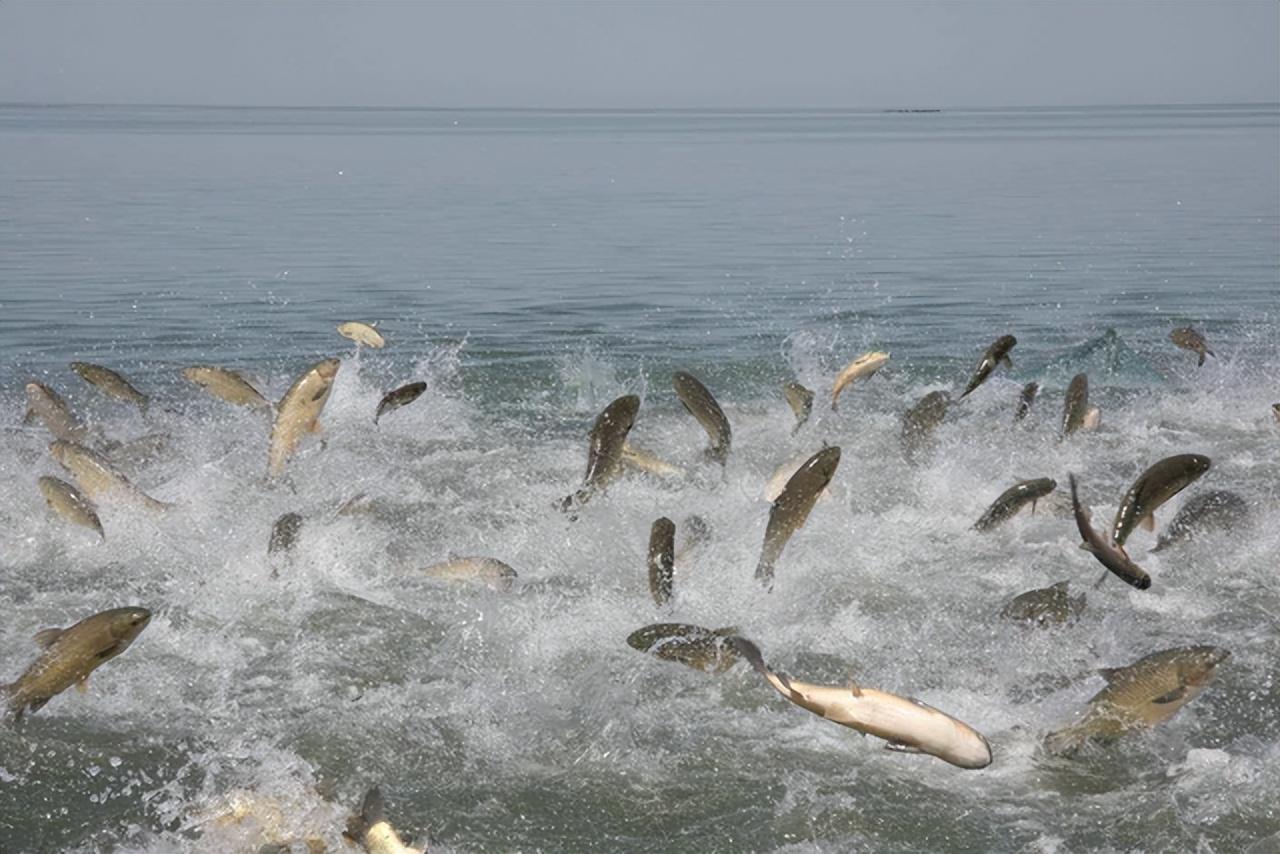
<box><xmin>0</xmin><ymin>104</ymin><xmax>1277</xmax><ymax>852</ymax></box>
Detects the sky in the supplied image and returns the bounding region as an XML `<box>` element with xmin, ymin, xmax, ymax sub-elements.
<box><xmin>0</xmin><ymin>1</ymin><xmax>1275</xmax><ymax>109</ymax></box>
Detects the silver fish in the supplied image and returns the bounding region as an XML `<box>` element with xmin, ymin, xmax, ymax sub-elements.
<box><xmin>959</xmin><ymin>335</ymin><xmax>1016</xmax><ymax>398</ymax></box>
<box><xmin>673</xmin><ymin>371</ymin><xmax>731</xmax><ymax>466</ymax></box>
<box><xmin>558</xmin><ymin>394</ymin><xmax>640</xmax><ymax>513</ymax></box>
<box><xmin>784</xmin><ymin>381</ymin><xmax>813</xmax><ymax>433</ymax></box>
<box><xmin>627</xmin><ymin>623</ymin><xmax>739</xmax><ymax>673</ymax></box>
<box><xmin>1013</xmin><ymin>381</ymin><xmax>1039</xmax><ymax>423</ymax></box>
<box><xmin>374</xmin><ymin>381</ymin><xmax>427</xmax><ymax>425</ymax></box>
<box><xmin>182</xmin><ymin>366</ymin><xmax>272</xmax><ymax>413</ymax></box>
<box><xmin>900</xmin><ymin>390</ymin><xmax>950</xmax><ymax>463</ymax></box>
<box><xmin>24</xmin><ymin>382</ymin><xmax>93</xmax><ymax>444</ymax></box>
<box><xmin>973</xmin><ymin>478</ymin><xmax>1057</xmax><ymax>532</ymax></box>
<box><xmin>1060</xmin><ymin>373</ymin><xmax>1089</xmax><ymax>439</ymax></box>
<box><xmin>49</xmin><ymin>440</ymin><xmax>172</xmax><ymax>512</ymax></box>
<box><xmin>755</xmin><ymin>446</ymin><xmax>840</xmax><ymax>587</ymax></box>
<box><xmin>647</xmin><ymin>517</ymin><xmax>675</xmax><ymax>606</ymax></box>
<box><xmin>37</xmin><ymin>475</ymin><xmax>104</xmax><ymax>540</ymax></box>
<box><xmin>268</xmin><ymin>358</ymin><xmax>340</xmax><ymax>478</ymax></box>
<box><xmin>1000</xmin><ymin>581</ymin><xmax>1085</xmax><ymax>626</ymax></box>
<box><xmin>70</xmin><ymin>362</ymin><xmax>149</xmax><ymax>411</ymax></box>
<box><xmin>1111</xmin><ymin>454</ymin><xmax>1212</xmax><ymax>548</ymax></box>
<box><xmin>1150</xmin><ymin>490</ymin><xmax>1248</xmax><ymax>552</ymax></box>
<box><xmin>1169</xmin><ymin>327</ymin><xmax>1214</xmax><ymax>366</ymax></box>
<box><xmin>1069</xmin><ymin>474</ymin><xmax>1151</xmax><ymax>590</ymax></box>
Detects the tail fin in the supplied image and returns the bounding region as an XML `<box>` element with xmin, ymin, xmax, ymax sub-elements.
<box><xmin>344</xmin><ymin>786</ymin><xmax>385</xmax><ymax>844</ymax></box>
<box><xmin>1043</xmin><ymin>724</ymin><xmax>1089</xmax><ymax>757</ymax></box>
<box><xmin>729</xmin><ymin>636</ymin><xmax>769</xmax><ymax>678</ymax></box>
<box><xmin>1197</xmin><ymin>351</ymin><xmax>1207</xmax><ymax>367</ymax></box>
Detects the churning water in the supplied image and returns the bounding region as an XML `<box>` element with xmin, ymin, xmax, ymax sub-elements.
<box><xmin>0</xmin><ymin>104</ymin><xmax>1277</xmax><ymax>852</ymax></box>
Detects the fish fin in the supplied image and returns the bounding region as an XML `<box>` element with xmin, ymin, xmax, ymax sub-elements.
<box><xmin>1030</xmin><ymin>499</ymin><xmax>1038</xmax><ymax>515</ymax></box>
<box><xmin>729</xmin><ymin>636</ymin><xmax>769</xmax><ymax>678</ymax></box>
<box><xmin>908</xmin><ymin>696</ymin><xmax>943</xmax><ymax>713</ymax></box>
<box><xmin>344</xmin><ymin>785</ymin><xmax>386</xmax><ymax>844</ymax></box>
<box><xmin>1098</xmin><ymin>666</ymin><xmax>1124</xmax><ymax>683</ymax></box>
<box><xmin>884</xmin><ymin>739</ymin><xmax>924</xmax><ymax>754</ymax></box>
<box><xmin>1197</xmin><ymin>351</ymin><xmax>1206</xmax><ymax>367</ymax></box>
<box><xmin>1043</xmin><ymin>725</ymin><xmax>1089</xmax><ymax>757</ymax></box>
<box><xmin>1001</xmin><ymin>355</ymin><xmax>1014</xmax><ymax>369</ymax></box>
<box><xmin>33</xmin><ymin>628</ymin><xmax>63</xmax><ymax>649</ymax></box>
<box><xmin>22</xmin><ymin>406</ymin><xmax>36</xmax><ymax>426</ymax></box>
<box><xmin>1152</xmin><ymin>687</ymin><xmax>1188</xmax><ymax>705</ymax></box>
<box><xmin>711</xmin><ymin>626</ymin><xmax>740</xmax><ymax>636</ymax></box>
<box><xmin>1140</xmin><ymin>514</ymin><xmax>1156</xmax><ymax>532</ymax></box>
<box><xmin>28</xmin><ymin>697</ymin><xmax>49</xmax><ymax>714</ymax></box>
<box><xmin>846</xmin><ymin>677</ymin><xmax>863</xmax><ymax>698</ymax></box>
<box><xmin>1079</xmin><ymin>540</ymin><xmax>1097</xmax><ymax>553</ymax></box>
<box><xmin>75</xmin><ymin>677</ymin><xmax>89</xmax><ymax>695</ymax></box>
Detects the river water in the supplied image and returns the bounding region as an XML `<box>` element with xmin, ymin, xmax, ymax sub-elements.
<box><xmin>0</xmin><ymin>103</ymin><xmax>1277</xmax><ymax>852</ymax></box>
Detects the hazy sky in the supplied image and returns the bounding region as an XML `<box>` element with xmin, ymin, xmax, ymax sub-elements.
<box><xmin>0</xmin><ymin>1</ymin><xmax>1275</xmax><ymax>108</ymax></box>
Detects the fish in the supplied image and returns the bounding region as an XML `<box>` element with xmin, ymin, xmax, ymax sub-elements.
<box><xmin>2</xmin><ymin>606</ymin><xmax>151</xmax><ymax>723</ymax></box>
<box><xmin>1150</xmin><ymin>490</ymin><xmax>1249</xmax><ymax>552</ymax></box>
<box><xmin>1000</xmin><ymin>581</ymin><xmax>1085</xmax><ymax>626</ymax></box>
<box><xmin>626</xmin><ymin>624</ymin><xmax>739</xmax><ymax>673</ymax></box>
<box><xmin>761</xmin><ymin>449</ymin><xmax>835</xmax><ymax>503</ymax></box>
<box><xmin>420</xmin><ymin>556</ymin><xmax>517</xmax><ymax>590</ymax></box>
<box><xmin>959</xmin><ymin>335</ymin><xmax>1016</xmax><ymax>398</ymax></box>
<box><xmin>621</xmin><ymin>442</ymin><xmax>685</xmax><ymax>479</ymax></box>
<box><xmin>268</xmin><ymin>358</ymin><xmax>340</xmax><ymax>478</ymax></box>
<box><xmin>831</xmin><ymin>351</ymin><xmax>890</xmax><ymax>411</ymax></box>
<box><xmin>900</xmin><ymin>390</ymin><xmax>950</xmax><ymax>463</ymax></box>
<box><xmin>731</xmin><ymin>637</ymin><xmax>993</xmax><ymax>769</ymax></box>
<box><xmin>647</xmin><ymin>517</ymin><xmax>675</xmax><ymax>605</ymax></box>
<box><xmin>268</xmin><ymin>512</ymin><xmax>304</xmax><ymax>559</ymax></box>
<box><xmin>69</xmin><ymin>361</ymin><xmax>149</xmax><ymax>411</ymax></box>
<box><xmin>344</xmin><ymin>787</ymin><xmax>423</xmax><ymax>854</ymax></box>
<box><xmin>676</xmin><ymin>514</ymin><xmax>712</xmax><ymax>560</ymax></box>
<box><xmin>37</xmin><ymin>476</ymin><xmax>105</xmax><ymax>540</ymax></box>
<box><xmin>1169</xmin><ymin>327</ymin><xmax>1214</xmax><ymax>366</ymax></box>
<box><xmin>558</xmin><ymin>394</ymin><xmax>640</xmax><ymax>513</ymax></box>
<box><xmin>754</xmin><ymin>446</ymin><xmax>840</xmax><ymax>587</ymax></box>
<box><xmin>1043</xmin><ymin>645</ymin><xmax>1229</xmax><ymax>757</ymax></box>
<box><xmin>784</xmin><ymin>381</ymin><xmax>813</xmax><ymax>432</ymax></box>
<box><xmin>1013</xmin><ymin>381</ymin><xmax>1039</xmax><ymax>423</ymax></box>
<box><xmin>49</xmin><ymin>440</ymin><xmax>172</xmax><ymax>512</ymax></box>
<box><xmin>374</xmin><ymin>381</ymin><xmax>427</xmax><ymax>425</ymax></box>
<box><xmin>1111</xmin><ymin>454</ymin><xmax>1212</xmax><ymax>548</ymax></box>
<box><xmin>1060</xmin><ymin>373</ymin><xmax>1090</xmax><ymax>439</ymax></box>
<box><xmin>337</xmin><ymin>321</ymin><xmax>386</xmax><ymax>349</ymax></box>
<box><xmin>182</xmin><ymin>366</ymin><xmax>272</xmax><ymax>413</ymax></box>
<box><xmin>24</xmin><ymin>382</ymin><xmax>93</xmax><ymax>444</ymax></box>
<box><xmin>1272</xmin><ymin>403</ymin><xmax>1280</xmax><ymax>425</ymax></box>
<box><xmin>1068</xmin><ymin>474</ymin><xmax>1151</xmax><ymax>590</ymax></box>
<box><xmin>672</xmin><ymin>371</ymin><xmax>731</xmax><ymax>465</ymax></box>
<box><xmin>972</xmin><ymin>478</ymin><xmax>1057</xmax><ymax>532</ymax></box>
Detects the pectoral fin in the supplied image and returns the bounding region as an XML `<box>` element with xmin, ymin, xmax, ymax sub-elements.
<box><xmin>33</xmin><ymin>628</ymin><xmax>64</xmax><ymax>649</ymax></box>
<box><xmin>884</xmin><ymin>740</ymin><xmax>924</xmax><ymax>754</ymax></box>
<box><xmin>1001</xmin><ymin>355</ymin><xmax>1014</xmax><ymax>369</ymax></box>
<box><xmin>1140</xmin><ymin>513</ymin><xmax>1156</xmax><ymax>532</ymax></box>
<box><xmin>1152</xmin><ymin>687</ymin><xmax>1188</xmax><ymax>705</ymax></box>
<box><xmin>846</xmin><ymin>677</ymin><xmax>863</xmax><ymax>698</ymax></box>
<box><xmin>75</xmin><ymin>677</ymin><xmax>89</xmax><ymax>695</ymax></box>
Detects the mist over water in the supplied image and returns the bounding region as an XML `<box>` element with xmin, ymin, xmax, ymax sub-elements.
<box><xmin>0</xmin><ymin>104</ymin><xmax>1277</xmax><ymax>852</ymax></box>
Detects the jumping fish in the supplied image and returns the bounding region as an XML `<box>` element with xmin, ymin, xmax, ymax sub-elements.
<box><xmin>973</xmin><ymin>478</ymin><xmax>1057</xmax><ymax>532</ymax></box>
<box><xmin>762</xmin><ymin>448</ymin><xmax>835</xmax><ymax>503</ymax></box>
<box><xmin>1044</xmin><ymin>645</ymin><xmax>1229</xmax><ymax>756</ymax></box>
<box><xmin>344</xmin><ymin>787</ymin><xmax>423</xmax><ymax>854</ymax></box>
<box><xmin>24</xmin><ymin>382</ymin><xmax>93</xmax><ymax>444</ymax></box>
<box><xmin>784</xmin><ymin>381</ymin><xmax>813</xmax><ymax>433</ymax></box>
<box><xmin>626</xmin><ymin>624</ymin><xmax>739</xmax><ymax>673</ymax></box>
<box><xmin>621</xmin><ymin>443</ymin><xmax>685</xmax><ymax>480</ymax></box>
<box><xmin>754</xmin><ymin>446</ymin><xmax>840</xmax><ymax>587</ymax></box>
<box><xmin>1169</xmin><ymin>327</ymin><xmax>1214</xmax><ymax>366</ymax></box>
<box><xmin>1060</xmin><ymin>373</ymin><xmax>1090</xmax><ymax>439</ymax></box>
<box><xmin>1150</xmin><ymin>490</ymin><xmax>1249</xmax><ymax>552</ymax></box>
<box><xmin>37</xmin><ymin>476</ymin><xmax>104</xmax><ymax>540</ymax></box>
<box><xmin>49</xmin><ymin>440</ymin><xmax>172</xmax><ymax>512</ymax></box>
<box><xmin>182</xmin><ymin>366</ymin><xmax>272</xmax><ymax>413</ymax></box>
<box><xmin>70</xmin><ymin>362</ymin><xmax>149</xmax><ymax>411</ymax></box>
<box><xmin>2</xmin><ymin>607</ymin><xmax>151</xmax><ymax>723</ymax></box>
<box><xmin>959</xmin><ymin>335</ymin><xmax>1016</xmax><ymax>399</ymax></box>
<box><xmin>558</xmin><ymin>394</ymin><xmax>640</xmax><ymax>513</ymax></box>
<box><xmin>374</xmin><ymin>381</ymin><xmax>427</xmax><ymax>425</ymax></box>
<box><xmin>1000</xmin><ymin>581</ymin><xmax>1085</xmax><ymax>626</ymax></box>
<box><xmin>268</xmin><ymin>358</ymin><xmax>340</xmax><ymax>478</ymax></box>
<box><xmin>900</xmin><ymin>390</ymin><xmax>950</xmax><ymax>463</ymax></box>
<box><xmin>1069</xmin><ymin>474</ymin><xmax>1151</xmax><ymax>590</ymax></box>
<box><xmin>337</xmin><ymin>322</ymin><xmax>386</xmax><ymax>349</ymax></box>
<box><xmin>1111</xmin><ymin>454</ymin><xmax>1212</xmax><ymax>548</ymax></box>
<box><xmin>672</xmin><ymin>371</ymin><xmax>731</xmax><ymax>465</ymax></box>
<box><xmin>831</xmin><ymin>351</ymin><xmax>890</xmax><ymax>411</ymax></box>
<box><xmin>421</xmin><ymin>556</ymin><xmax>517</xmax><ymax>590</ymax></box>
<box><xmin>1013</xmin><ymin>381</ymin><xmax>1039</xmax><ymax>423</ymax></box>
<box><xmin>731</xmin><ymin>637</ymin><xmax>993</xmax><ymax>769</ymax></box>
<box><xmin>647</xmin><ymin>517</ymin><xmax>675</xmax><ymax>606</ymax></box>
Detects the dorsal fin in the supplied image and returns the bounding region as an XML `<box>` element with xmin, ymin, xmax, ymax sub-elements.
<box><xmin>1098</xmin><ymin>666</ymin><xmax>1124</xmax><ymax>683</ymax></box>
<box><xmin>711</xmin><ymin>626</ymin><xmax>739</xmax><ymax>637</ymax></box>
<box><xmin>33</xmin><ymin>628</ymin><xmax>63</xmax><ymax>649</ymax></box>
<box><xmin>846</xmin><ymin>678</ymin><xmax>863</xmax><ymax>698</ymax></box>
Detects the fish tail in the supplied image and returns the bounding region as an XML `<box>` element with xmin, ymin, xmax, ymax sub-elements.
<box><xmin>1197</xmin><ymin>350</ymin><xmax>1208</xmax><ymax>366</ymax></box>
<box><xmin>728</xmin><ymin>636</ymin><xmax>769</xmax><ymax>678</ymax></box>
<box><xmin>344</xmin><ymin>786</ymin><xmax>386</xmax><ymax>843</ymax></box>
<box><xmin>1043</xmin><ymin>724</ymin><xmax>1090</xmax><ymax>757</ymax></box>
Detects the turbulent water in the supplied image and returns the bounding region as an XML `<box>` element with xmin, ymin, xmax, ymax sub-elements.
<box><xmin>0</xmin><ymin>104</ymin><xmax>1278</xmax><ymax>852</ymax></box>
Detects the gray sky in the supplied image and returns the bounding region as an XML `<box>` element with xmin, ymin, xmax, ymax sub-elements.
<box><xmin>0</xmin><ymin>1</ymin><xmax>1275</xmax><ymax>108</ymax></box>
